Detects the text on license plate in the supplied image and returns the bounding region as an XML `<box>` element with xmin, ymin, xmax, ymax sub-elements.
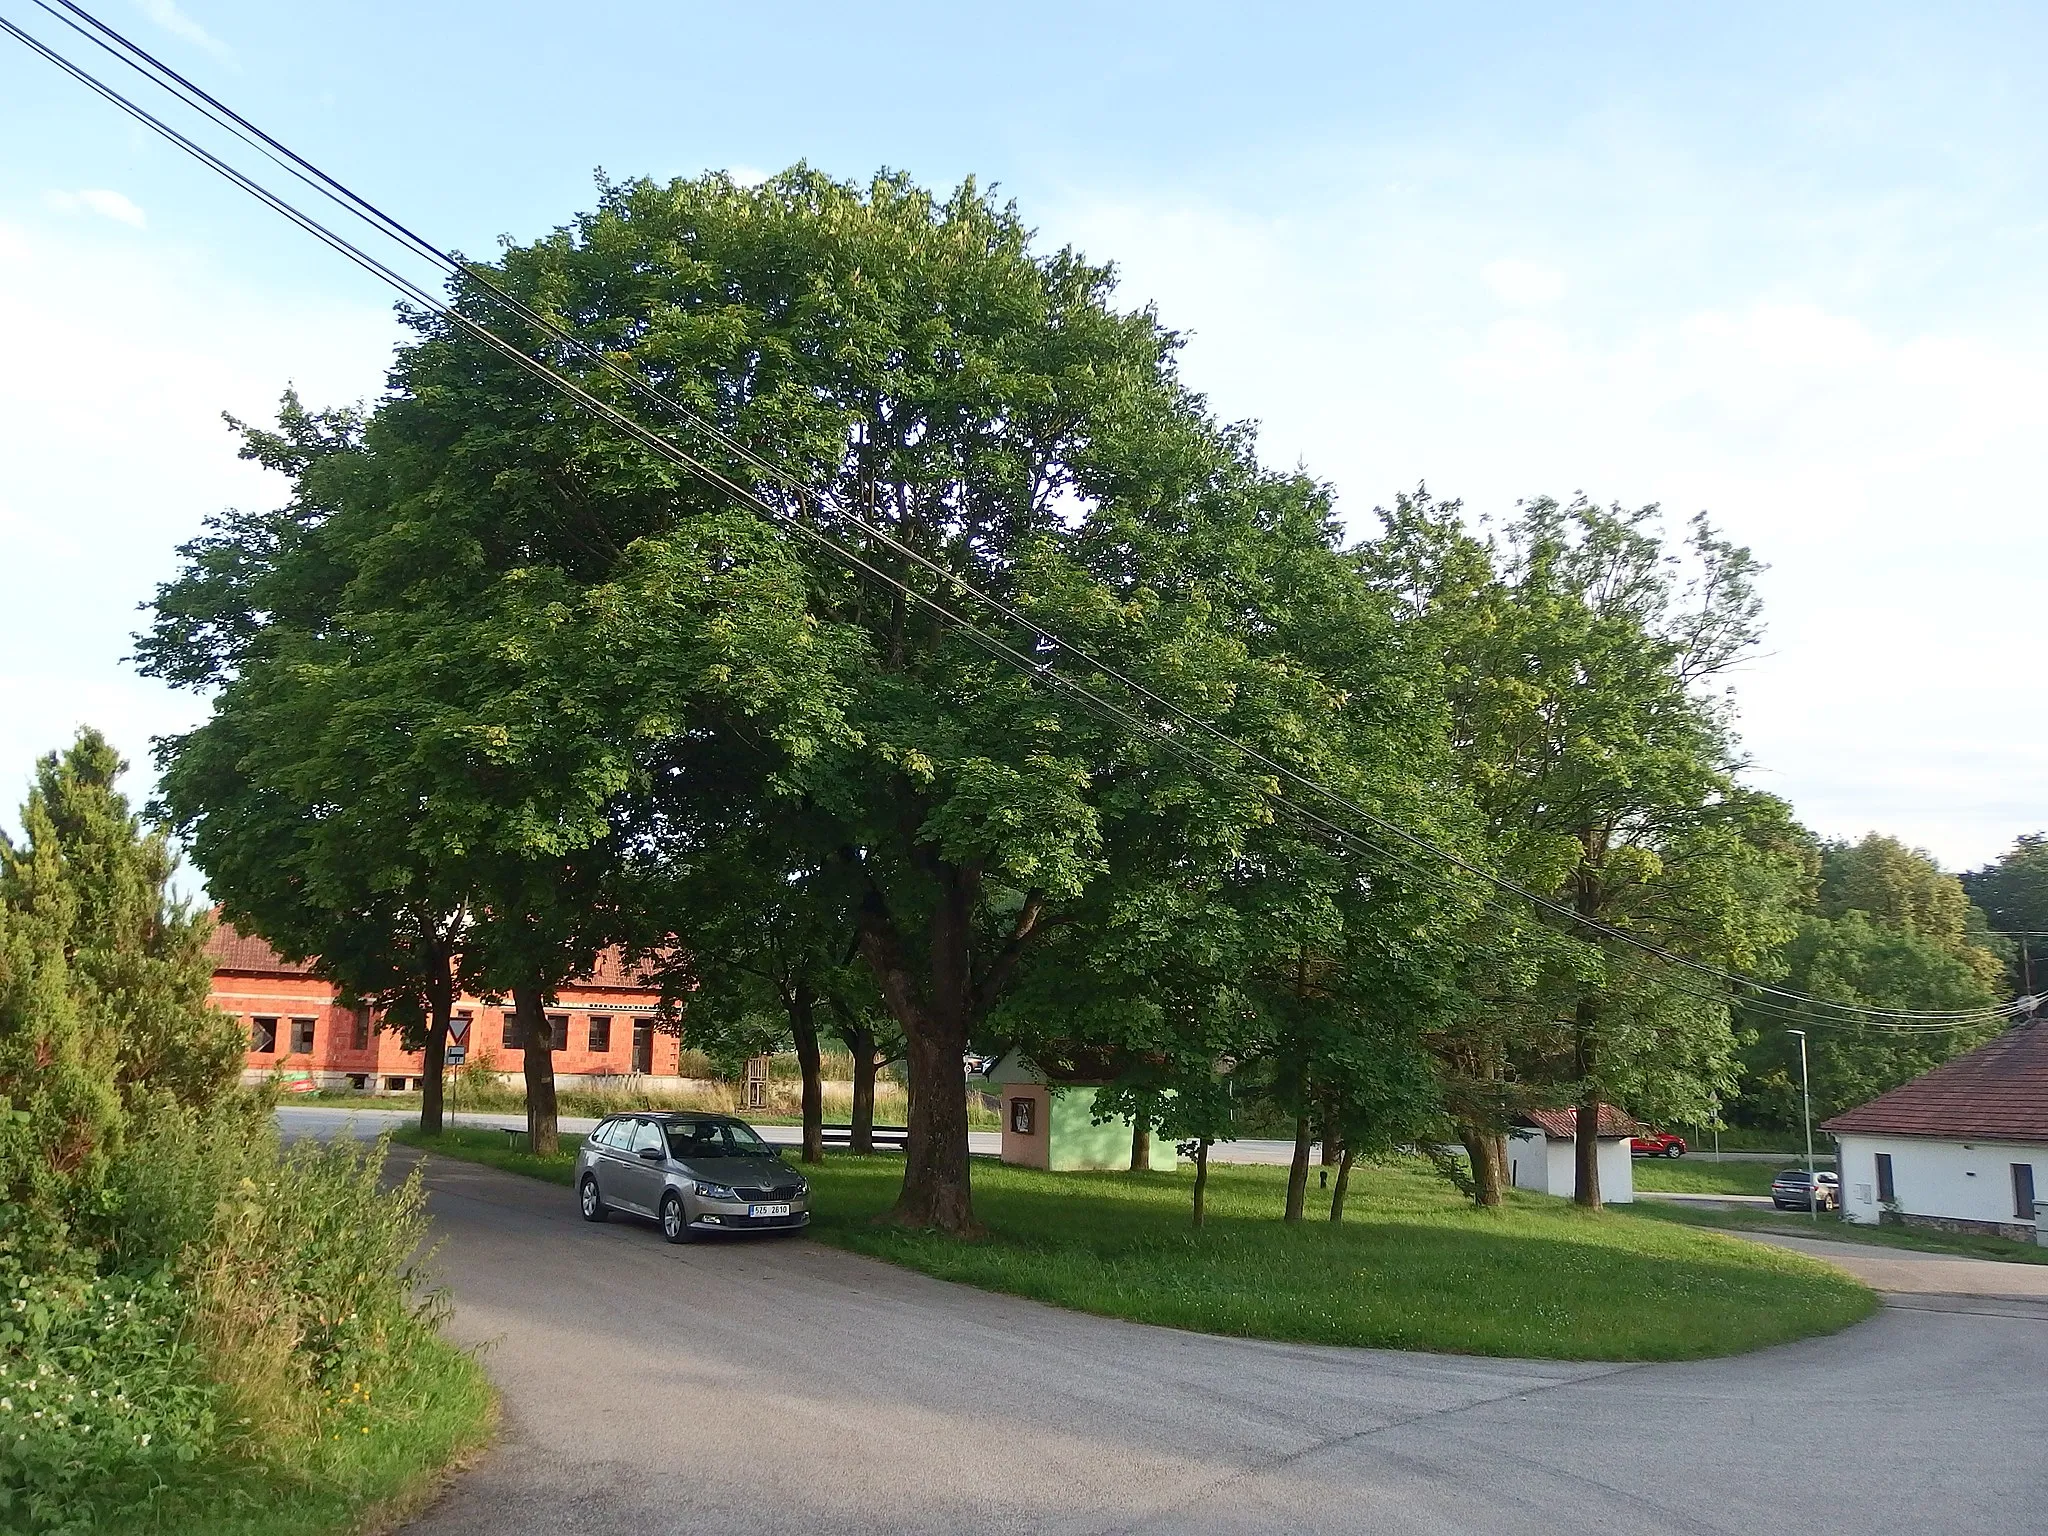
<box><xmin>749</xmin><ymin>1203</ymin><xmax>791</xmax><ymax>1218</ymax></box>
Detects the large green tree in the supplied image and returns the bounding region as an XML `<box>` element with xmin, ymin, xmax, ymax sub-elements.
<box><xmin>351</xmin><ymin>169</ymin><xmax>1459</xmax><ymax>1232</ymax></box>
<box><xmin>146</xmin><ymin>399</ymin><xmax>476</xmax><ymax>1135</ymax></box>
<box><xmin>1963</xmin><ymin>833</ymin><xmax>2048</xmax><ymax>991</ymax></box>
<box><xmin>1361</xmin><ymin>491</ymin><xmax>1806</xmax><ymax>1208</ymax></box>
<box><xmin>1736</xmin><ymin>835</ymin><xmax>2008</xmax><ymax>1125</ymax></box>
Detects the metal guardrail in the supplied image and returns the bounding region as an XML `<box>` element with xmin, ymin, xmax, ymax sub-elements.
<box><xmin>818</xmin><ymin>1123</ymin><xmax>909</xmax><ymax>1150</ymax></box>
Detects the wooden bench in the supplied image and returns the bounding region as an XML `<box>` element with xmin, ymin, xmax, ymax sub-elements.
<box><xmin>818</xmin><ymin>1124</ymin><xmax>909</xmax><ymax>1151</ymax></box>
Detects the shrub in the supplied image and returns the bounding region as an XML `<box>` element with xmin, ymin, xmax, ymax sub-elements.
<box><xmin>0</xmin><ymin>1263</ymin><xmax>216</xmax><ymax>1536</ymax></box>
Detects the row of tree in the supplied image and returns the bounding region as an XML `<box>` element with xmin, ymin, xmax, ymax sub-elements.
<box><xmin>140</xmin><ymin>167</ymin><xmax>2025</xmax><ymax>1234</ymax></box>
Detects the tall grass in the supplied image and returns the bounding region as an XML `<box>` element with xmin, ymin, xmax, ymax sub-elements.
<box><xmin>2</xmin><ymin>1110</ymin><xmax>492</xmax><ymax>1535</ymax></box>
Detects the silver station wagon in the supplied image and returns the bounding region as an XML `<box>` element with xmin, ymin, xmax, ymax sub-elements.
<box><xmin>576</xmin><ymin>1112</ymin><xmax>811</xmax><ymax>1243</ymax></box>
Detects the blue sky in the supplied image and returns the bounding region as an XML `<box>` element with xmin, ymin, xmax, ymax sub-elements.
<box><xmin>2</xmin><ymin>1</ymin><xmax>2045</xmax><ymax>868</ymax></box>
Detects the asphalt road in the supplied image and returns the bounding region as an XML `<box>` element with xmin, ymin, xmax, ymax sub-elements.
<box><xmin>316</xmin><ymin>1117</ymin><xmax>2048</xmax><ymax>1535</ymax></box>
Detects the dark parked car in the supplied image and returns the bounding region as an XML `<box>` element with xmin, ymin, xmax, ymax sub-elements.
<box><xmin>575</xmin><ymin>1112</ymin><xmax>810</xmax><ymax>1243</ymax></box>
<box><xmin>1770</xmin><ymin>1168</ymin><xmax>1840</xmax><ymax>1211</ymax></box>
<box><xmin>1631</xmin><ymin>1131</ymin><xmax>1688</xmax><ymax>1158</ymax></box>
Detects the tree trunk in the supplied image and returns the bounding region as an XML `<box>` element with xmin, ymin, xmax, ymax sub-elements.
<box><xmin>418</xmin><ymin>947</ymin><xmax>455</xmax><ymax>1137</ymax></box>
<box><xmin>1573</xmin><ymin>993</ymin><xmax>1602</xmax><ymax>1210</ymax></box>
<box><xmin>850</xmin><ymin>1024</ymin><xmax>877</xmax><ymax>1154</ymax></box>
<box><xmin>1192</xmin><ymin>1138</ymin><xmax>1211</xmax><ymax>1227</ymax></box>
<box><xmin>1572</xmin><ymin>838</ymin><xmax>1605</xmax><ymax>1210</ymax></box>
<box><xmin>1129</xmin><ymin>1097</ymin><xmax>1151</xmax><ymax>1172</ymax></box>
<box><xmin>1458</xmin><ymin>1121</ymin><xmax>1503</xmax><ymax>1208</ymax></box>
<box><xmin>892</xmin><ymin>998</ymin><xmax>973</xmax><ymax>1230</ymax></box>
<box><xmin>789</xmin><ymin>985</ymin><xmax>824</xmax><ymax>1165</ymax></box>
<box><xmin>1330</xmin><ymin>1144</ymin><xmax>1358</xmax><ymax>1221</ymax></box>
<box><xmin>514</xmin><ymin>979</ymin><xmax>559</xmax><ymax>1157</ymax></box>
<box><xmin>1284</xmin><ymin>1108</ymin><xmax>1312</xmax><ymax>1222</ymax></box>
<box><xmin>855</xmin><ymin>868</ymin><xmax>979</xmax><ymax>1234</ymax></box>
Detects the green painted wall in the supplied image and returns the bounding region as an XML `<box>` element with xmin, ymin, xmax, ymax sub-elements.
<box><xmin>1047</xmin><ymin>1088</ymin><xmax>1178</xmax><ymax>1171</ymax></box>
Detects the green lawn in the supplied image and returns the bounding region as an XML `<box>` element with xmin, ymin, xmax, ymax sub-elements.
<box><xmin>1631</xmin><ymin>1160</ymin><xmax>1781</xmax><ymax>1196</ymax></box>
<box><xmin>396</xmin><ymin>1126</ymin><xmax>1873</xmax><ymax>1360</ymax></box>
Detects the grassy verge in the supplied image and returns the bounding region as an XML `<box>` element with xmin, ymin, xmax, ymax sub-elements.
<box><xmin>93</xmin><ymin>1337</ymin><xmax>495</xmax><ymax>1536</ymax></box>
<box><xmin>393</xmin><ymin>1123</ymin><xmax>586</xmax><ymax>1182</ymax></box>
<box><xmin>396</xmin><ymin>1128</ymin><xmax>1873</xmax><ymax>1360</ymax></box>
<box><xmin>1631</xmin><ymin>1160</ymin><xmax>1779</xmax><ymax>1196</ymax></box>
<box><xmin>1635</xmin><ymin>1198</ymin><xmax>2048</xmax><ymax>1264</ymax></box>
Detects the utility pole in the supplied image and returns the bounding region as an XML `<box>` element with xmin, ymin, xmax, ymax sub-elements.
<box><xmin>1789</xmin><ymin>1028</ymin><xmax>1815</xmax><ymax>1220</ymax></box>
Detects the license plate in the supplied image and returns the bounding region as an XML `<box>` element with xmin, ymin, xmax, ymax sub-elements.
<box><xmin>749</xmin><ymin>1203</ymin><xmax>790</xmax><ymax>1218</ymax></box>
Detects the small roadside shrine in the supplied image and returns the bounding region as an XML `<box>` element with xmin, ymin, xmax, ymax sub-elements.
<box><xmin>982</xmin><ymin>1049</ymin><xmax>1178</xmax><ymax>1171</ymax></box>
<box><xmin>1506</xmin><ymin>1106</ymin><xmax>1639</xmax><ymax>1203</ymax></box>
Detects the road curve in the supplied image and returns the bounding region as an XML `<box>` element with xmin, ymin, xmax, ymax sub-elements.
<box><xmin>378</xmin><ymin>1143</ymin><xmax>2047</xmax><ymax>1535</ymax></box>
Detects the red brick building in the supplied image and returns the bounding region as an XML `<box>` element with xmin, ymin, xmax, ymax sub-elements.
<box><xmin>208</xmin><ymin>919</ymin><xmax>677</xmax><ymax>1092</ymax></box>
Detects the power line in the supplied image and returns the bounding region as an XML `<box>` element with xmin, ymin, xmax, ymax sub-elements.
<box><xmin>4</xmin><ymin>3</ymin><xmax>2025</xmax><ymax>1035</ymax></box>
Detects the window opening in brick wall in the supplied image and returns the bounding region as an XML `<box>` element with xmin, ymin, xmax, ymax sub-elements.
<box><xmin>546</xmin><ymin>1014</ymin><xmax>567</xmax><ymax>1051</ymax></box>
<box><xmin>291</xmin><ymin>1017</ymin><xmax>316</xmax><ymax>1054</ymax></box>
<box><xmin>1010</xmin><ymin>1097</ymin><xmax>1035</xmax><ymax>1135</ymax></box>
<box><xmin>250</xmin><ymin>1016</ymin><xmax>277</xmax><ymax>1053</ymax></box>
<box><xmin>632</xmin><ymin>1020</ymin><xmax>653</xmax><ymax>1074</ymax></box>
<box><xmin>588</xmin><ymin>1015</ymin><xmax>612</xmax><ymax>1052</ymax></box>
<box><xmin>351</xmin><ymin>1009</ymin><xmax>370</xmax><ymax>1051</ymax></box>
<box><xmin>502</xmin><ymin>1016</ymin><xmax>520</xmax><ymax>1049</ymax></box>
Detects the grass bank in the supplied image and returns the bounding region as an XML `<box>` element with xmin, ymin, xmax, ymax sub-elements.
<box><xmin>395</xmin><ymin>1127</ymin><xmax>1873</xmax><ymax>1361</ymax></box>
<box><xmin>1631</xmin><ymin>1160</ymin><xmax>1780</xmax><ymax>1196</ymax></box>
<box><xmin>89</xmin><ymin>1338</ymin><xmax>494</xmax><ymax>1536</ymax></box>
<box><xmin>1635</xmin><ymin>1197</ymin><xmax>2048</xmax><ymax>1264</ymax></box>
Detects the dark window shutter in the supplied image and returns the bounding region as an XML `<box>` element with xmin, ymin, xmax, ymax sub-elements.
<box><xmin>2014</xmin><ymin>1163</ymin><xmax>2037</xmax><ymax>1221</ymax></box>
<box><xmin>1875</xmin><ymin>1153</ymin><xmax>1895</xmax><ymax>1204</ymax></box>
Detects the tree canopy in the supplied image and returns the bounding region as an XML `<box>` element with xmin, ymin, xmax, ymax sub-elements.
<box><xmin>138</xmin><ymin>165</ymin><xmax>2026</xmax><ymax>1230</ymax></box>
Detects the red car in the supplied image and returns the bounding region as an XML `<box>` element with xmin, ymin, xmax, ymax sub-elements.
<box><xmin>1631</xmin><ymin>1130</ymin><xmax>1687</xmax><ymax>1158</ymax></box>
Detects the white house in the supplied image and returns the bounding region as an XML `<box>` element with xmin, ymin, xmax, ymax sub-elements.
<box><xmin>1824</xmin><ymin>1019</ymin><xmax>2048</xmax><ymax>1240</ymax></box>
<box><xmin>1506</xmin><ymin>1106</ymin><xmax>1638</xmax><ymax>1203</ymax></box>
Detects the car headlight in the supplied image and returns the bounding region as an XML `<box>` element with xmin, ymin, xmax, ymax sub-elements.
<box><xmin>695</xmin><ymin>1182</ymin><xmax>740</xmax><ymax>1201</ymax></box>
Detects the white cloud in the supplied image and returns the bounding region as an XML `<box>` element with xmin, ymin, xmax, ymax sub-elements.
<box><xmin>0</xmin><ymin>219</ymin><xmax>394</xmax><ymax>846</ymax></box>
<box><xmin>1046</xmin><ymin>190</ymin><xmax>2048</xmax><ymax>870</ymax></box>
<box><xmin>45</xmin><ymin>188</ymin><xmax>147</xmax><ymax>228</ymax></box>
<box><xmin>725</xmin><ymin>165</ymin><xmax>771</xmax><ymax>188</ymax></box>
<box><xmin>135</xmin><ymin>0</ymin><xmax>233</xmax><ymax>63</ymax></box>
<box><xmin>1481</xmin><ymin>258</ymin><xmax>1566</xmax><ymax>308</ymax></box>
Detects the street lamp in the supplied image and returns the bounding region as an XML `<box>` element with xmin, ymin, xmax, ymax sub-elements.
<box><xmin>1788</xmin><ymin>1028</ymin><xmax>1815</xmax><ymax>1220</ymax></box>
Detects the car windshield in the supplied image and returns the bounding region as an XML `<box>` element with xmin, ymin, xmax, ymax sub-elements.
<box><xmin>1776</xmin><ymin>1170</ymin><xmax>1813</xmax><ymax>1183</ymax></box>
<box><xmin>664</xmin><ymin>1119</ymin><xmax>772</xmax><ymax>1160</ymax></box>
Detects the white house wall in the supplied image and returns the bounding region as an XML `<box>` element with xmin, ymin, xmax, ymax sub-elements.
<box><xmin>1835</xmin><ymin>1133</ymin><xmax>2043</xmax><ymax>1231</ymax></box>
<box><xmin>1505</xmin><ymin>1131</ymin><xmax>1634</xmax><ymax>1203</ymax></box>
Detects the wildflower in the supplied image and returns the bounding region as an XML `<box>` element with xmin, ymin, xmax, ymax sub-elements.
<box><xmin>140</xmin><ymin>1433</ymin><xmax>150</xmax><ymax>1446</ymax></box>
<box><xmin>0</xmin><ymin>1399</ymin><xmax>9</xmax><ymax>1411</ymax></box>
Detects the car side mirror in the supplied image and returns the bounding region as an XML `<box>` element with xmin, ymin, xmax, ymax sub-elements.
<box><xmin>638</xmin><ymin>1146</ymin><xmax>665</xmax><ymax>1161</ymax></box>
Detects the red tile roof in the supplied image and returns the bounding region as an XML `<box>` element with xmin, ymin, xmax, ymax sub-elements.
<box><xmin>206</xmin><ymin>919</ymin><xmax>316</xmax><ymax>976</ymax></box>
<box><xmin>1515</xmin><ymin>1105</ymin><xmax>1643</xmax><ymax>1140</ymax></box>
<box><xmin>1822</xmin><ymin>1021</ymin><xmax>2048</xmax><ymax>1144</ymax></box>
<box><xmin>203</xmin><ymin>914</ymin><xmax>662</xmax><ymax>993</ymax></box>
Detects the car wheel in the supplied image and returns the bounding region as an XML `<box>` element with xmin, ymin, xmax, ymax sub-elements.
<box><xmin>1667</xmin><ymin>1145</ymin><xmax>1685</xmax><ymax>1158</ymax></box>
<box><xmin>660</xmin><ymin>1190</ymin><xmax>692</xmax><ymax>1244</ymax></box>
<box><xmin>579</xmin><ymin>1175</ymin><xmax>608</xmax><ymax>1222</ymax></box>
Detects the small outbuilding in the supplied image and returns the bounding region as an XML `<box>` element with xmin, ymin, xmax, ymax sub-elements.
<box><xmin>1506</xmin><ymin>1106</ymin><xmax>1639</xmax><ymax>1203</ymax></box>
<box><xmin>1824</xmin><ymin>1019</ymin><xmax>2048</xmax><ymax>1240</ymax></box>
<box><xmin>983</xmin><ymin>1049</ymin><xmax>1177</xmax><ymax>1172</ymax></box>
